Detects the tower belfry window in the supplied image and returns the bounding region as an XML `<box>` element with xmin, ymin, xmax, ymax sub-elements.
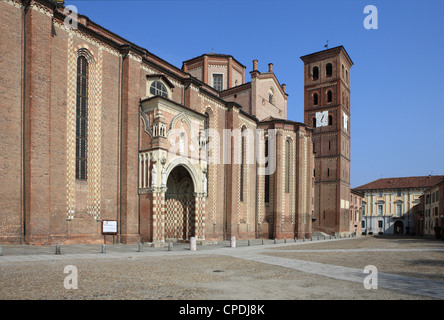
<box><xmin>326</xmin><ymin>63</ymin><xmax>333</xmax><ymax>77</ymax></box>
<box><xmin>327</xmin><ymin>90</ymin><xmax>332</xmax><ymax>103</ymax></box>
<box><xmin>312</xmin><ymin>66</ymin><xmax>319</xmax><ymax>80</ymax></box>
<box><xmin>313</xmin><ymin>93</ymin><xmax>318</xmax><ymax>106</ymax></box>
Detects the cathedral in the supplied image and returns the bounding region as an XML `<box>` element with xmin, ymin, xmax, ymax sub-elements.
<box><xmin>0</xmin><ymin>0</ymin><xmax>353</xmax><ymax>245</ymax></box>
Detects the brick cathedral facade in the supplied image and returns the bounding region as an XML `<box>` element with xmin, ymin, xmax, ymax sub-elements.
<box><xmin>0</xmin><ymin>0</ymin><xmax>353</xmax><ymax>245</ymax></box>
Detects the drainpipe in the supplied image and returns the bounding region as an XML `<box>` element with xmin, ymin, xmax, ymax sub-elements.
<box><xmin>119</xmin><ymin>45</ymin><xmax>130</xmax><ymax>243</ymax></box>
<box><xmin>21</xmin><ymin>0</ymin><xmax>32</xmax><ymax>244</ymax></box>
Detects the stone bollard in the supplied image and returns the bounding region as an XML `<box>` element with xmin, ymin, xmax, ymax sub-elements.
<box><xmin>137</xmin><ymin>242</ymin><xmax>143</xmax><ymax>252</ymax></box>
<box><xmin>168</xmin><ymin>242</ymin><xmax>173</xmax><ymax>252</ymax></box>
<box><xmin>101</xmin><ymin>244</ymin><xmax>106</xmax><ymax>254</ymax></box>
<box><xmin>230</xmin><ymin>236</ymin><xmax>236</xmax><ymax>248</ymax></box>
<box><xmin>248</xmin><ymin>239</ymin><xmax>251</xmax><ymax>246</ymax></box>
<box><xmin>274</xmin><ymin>239</ymin><xmax>277</xmax><ymax>244</ymax></box>
<box><xmin>262</xmin><ymin>239</ymin><xmax>264</xmax><ymax>245</ymax></box>
<box><xmin>0</xmin><ymin>245</ymin><xmax>3</xmax><ymax>256</ymax></box>
<box><xmin>55</xmin><ymin>244</ymin><xmax>61</xmax><ymax>255</ymax></box>
<box><xmin>190</xmin><ymin>237</ymin><xmax>196</xmax><ymax>251</ymax></box>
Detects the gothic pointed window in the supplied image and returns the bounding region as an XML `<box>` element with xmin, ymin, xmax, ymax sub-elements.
<box><xmin>76</xmin><ymin>56</ymin><xmax>88</xmax><ymax>180</ymax></box>
<box><xmin>285</xmin><ymin>139</ymin><xmax>291</xmax><ymax>193</ymax></box>
<box><xmin>240</xmin><ymin>127</ymin><xmax>246</xmax><ymax>201</ymax></box>
<box><xmin>264</xmin><ymin>138</ymin><xmax>270</xmax><ymax>203</ymax></box>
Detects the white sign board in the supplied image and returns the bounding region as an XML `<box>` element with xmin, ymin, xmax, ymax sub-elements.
<box><xmin>102</xmin><ymin>220</ymin><xmax>118</xmax><ymax>235</ymax></box>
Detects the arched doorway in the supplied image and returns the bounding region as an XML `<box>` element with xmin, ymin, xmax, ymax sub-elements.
<box><xmin>394</xmin><ymin>220</ymin><xmax>404</xmax><ymax>235</ymax></box>
<box><xmin>164</xmin><ymin>165</ymin><xmax>195</xmax><ymax>241</ymax></box>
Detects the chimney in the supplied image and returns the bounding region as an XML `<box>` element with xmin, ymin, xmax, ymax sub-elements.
<box><xmin>268</xmin><ymin>63</ymin><xmax>273</xmax><ymax>73</ymax></box>
<box><xmin>281</xmin><ymin>84</ymin><xmax>286</xmax><ymax>93</ymax></box>
<box><xmin>253</xmin><ymin>59</ymin><xmax>258</xmax><ymax>71</ymax></box>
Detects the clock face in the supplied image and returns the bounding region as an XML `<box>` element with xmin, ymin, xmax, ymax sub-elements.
<box><xmin>343</xmin><ymin>112</ymin><xmax>348</xmax><ymax>130</ymax></box>
<box><xmin>316</xmin><ymin>111</ymin><xmax>328</xmax><ymax>127</ymax></box>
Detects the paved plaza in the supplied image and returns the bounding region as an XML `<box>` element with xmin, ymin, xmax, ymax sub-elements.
<box><xmin>0</xmin><ymin>235</ymin><xmax>443</xmax><ymax>300</ymax></box>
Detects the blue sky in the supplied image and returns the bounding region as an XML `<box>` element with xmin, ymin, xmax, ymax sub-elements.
<box><xmin>69</xmin><ymin>0</ymin><xmax>444</xmax><ymax>188</ymax></box>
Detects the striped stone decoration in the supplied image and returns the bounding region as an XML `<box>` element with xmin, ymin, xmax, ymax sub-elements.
<box><xmin>194</xmin><ymin>194</ymin><xmax>206</xmax><ymax>240</ymax></box>
<box><xmin>66</xmin><ymin>34</ymin><xmax>76</xmax><ymax>220</ymax></box>
<box><xmin>87</xmin><ymin>47</ymin><xmax>102</xmax><ymax>220</ymax></box>
<box><xmin>152</xmin><ymin>191</ymin><xmax>166</xmax><ymax>242</ymax></box>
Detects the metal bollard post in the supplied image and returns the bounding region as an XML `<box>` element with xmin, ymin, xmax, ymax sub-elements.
<box><xmin>55</xmin><ymin>244</ymin><xmax>61</xmax><ymax>255</ymax></box>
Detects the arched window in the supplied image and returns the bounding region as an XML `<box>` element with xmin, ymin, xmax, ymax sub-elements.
<box><xmin>264</xmin><ymin>138</ymin><xmax>270</xmax><ymax>203</ymax></box>
<box><xmin>327</xmin><ymin>90</ymin><xmax>332</xmax><ymax>103</ymax></box>
<box><xmin>328</xmin><ymin>115</ymin><xmax>333</xmax><ymax>126</ymax></box>
<box><xmin>285</xmin><ymin>139</ymin><xmax>291</xmax><ymax>193</ymax></box>
<box><xmin>312</xmin><ymin>66</ymin><xmax>319</xmax><ymax>80</ymax></box>
<box><xmin>313</xmin><ymin>93</ymin><xmax>318</xmax><ymax>106</ymax></box>
<box><xmin>326</xmin><ymin>63</ymin><xmax>333</xmax><ymax>77</ymax></box>
<box><xmin>76</xmin><ymin>56</ymin><xmax>88</xmax><ymax>180</ymax></box>
<box><xmin>150</xmin><ymin>81</ymin><xmax>168</xmax><ymax>98</ymax></box>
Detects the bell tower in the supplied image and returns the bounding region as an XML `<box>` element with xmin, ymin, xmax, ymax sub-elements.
<box><xmin>301</xmin><ymin>46</ymin><xmax>354</xmax><ymax>235</ymax></box>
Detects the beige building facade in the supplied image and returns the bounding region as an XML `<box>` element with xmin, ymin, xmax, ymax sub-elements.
<box><xmin>355</xmin><ymin>176</ymin><xmax>444</xmax><ymax>235</ymax></box>
<box><xmin>421</xmin><ymin>179</ymin><xmax>444</xmax><ymax>238</ymax></box>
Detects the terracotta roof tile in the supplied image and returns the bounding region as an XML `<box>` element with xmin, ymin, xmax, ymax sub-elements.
<box><xmin>354</xmin><ymin>175</ymin><xmax>444</xmax><ymax>191</ymax></box>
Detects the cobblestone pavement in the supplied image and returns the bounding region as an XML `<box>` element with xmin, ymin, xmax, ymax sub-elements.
<box><xmin>0</xmin><ymin>235</ymin><xmax>443</xmax><ymax>300</ymax></box>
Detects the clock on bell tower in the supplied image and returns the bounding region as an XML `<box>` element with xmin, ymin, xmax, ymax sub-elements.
<box><xmin>301</xmin><ymin>46</ymin><xmax>354</xmax><ymax>236</ymax></box>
